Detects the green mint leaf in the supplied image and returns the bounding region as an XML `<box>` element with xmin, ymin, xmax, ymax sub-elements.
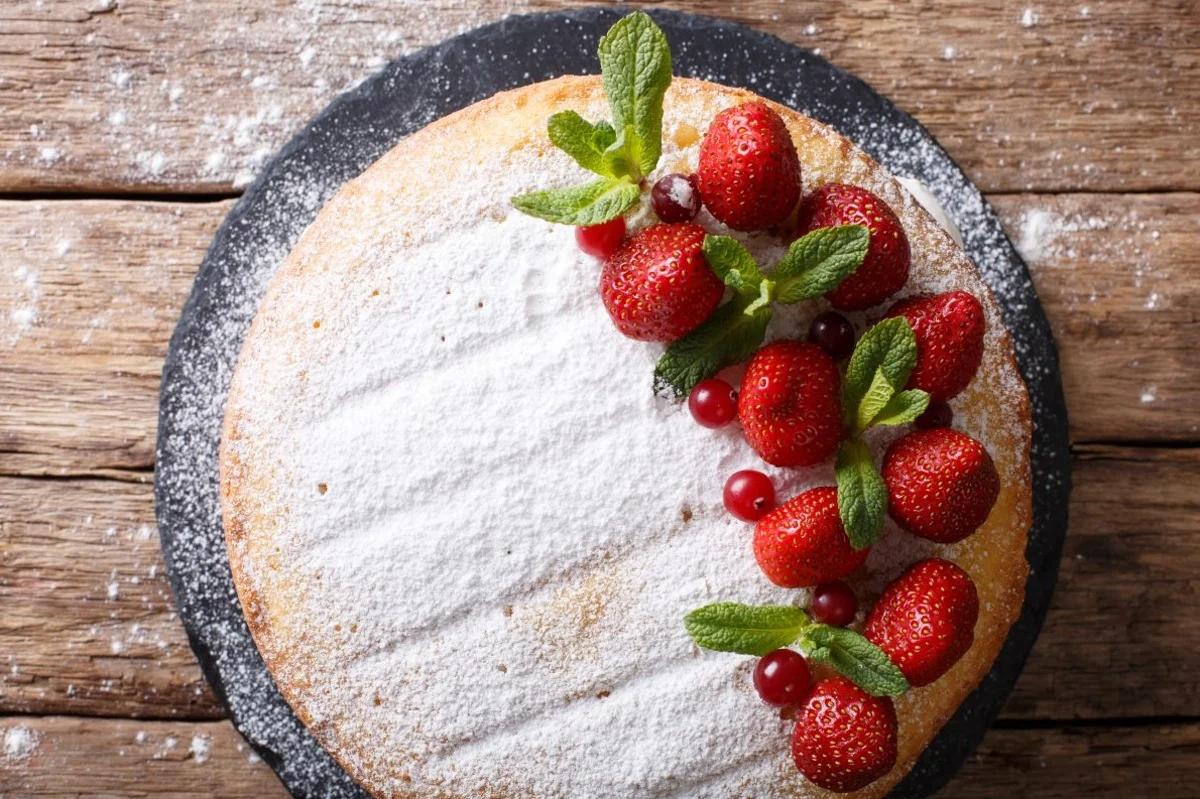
<box><xmin>835</xmin><ymin>438</ymin><xmax>887</xmax><ymax>550</ymax></box>
<box><xmin>685</xmin><ymin>602</ymin><xmax>810</xmax><ymax>656</ymax></box>
<box><xmin>854</xmin><ymin>367</ymin><xmax>897</xmax><ymax>434</ymax></box>
<box><xmin>773</xmin><ymin>225</ymin><xmax>870</xmax><ymax>305</ymax></box>
<box><xmin>743</xmin><ymin>279</ymin><xmax>776</xmax><ymax>316</ymax></box>
<box><xmin>512</xmin><ymin>177</ymin><xmax>639</xmax><ymax>226</ymax></box>
<box><xmin>546</xmin><ymin>111</ymin><xmax>616</xmax><ymax>177</ymax></box>
<box><xmin>702</xmin><ymin>235</ymin><xmax>767</xmax><ymax>302</ymax></box>
<box><xmin>591</xmin><ymin>120</ymin><xmax>618</xmax><ymax>152</ymax></box>
<box><xmin>653</xmin><ymin>300</ymin><xmax>771</xmax><ymax>397</ymax></box>
<box><xmin>872</xmin><ymin>389</ymin><xmax>931</xmax><ymax>427</ymax></box>
<box><xmin>600</xmin><ymin>126</ymin><xmax>639</xmax><ymax>180</ymax></box>
<box><xmin>800</xmin><ymin>624</ymin><xmax>910</xmax><ymax>697</ymax></box>
<box><xmin>598</xmin><ymin>11</ymin><xmax>672</xmax><ymax>177</ymax></box>
<box><xmin>843</xmin><ymin>316</ymin><xmax>919</xmax><ymax>428</ymax></box>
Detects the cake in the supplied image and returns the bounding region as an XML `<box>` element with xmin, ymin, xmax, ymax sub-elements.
<box><xmin>220</xmin><ymin>14</ymin><xmax>1031</xmax><ymax>798</ymax></box>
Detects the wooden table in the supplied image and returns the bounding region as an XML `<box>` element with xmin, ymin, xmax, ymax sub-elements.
<box><xmin>1</xmin><ymin>1</ymin><xmax>1197</xmax><ymax>796</ymax></box>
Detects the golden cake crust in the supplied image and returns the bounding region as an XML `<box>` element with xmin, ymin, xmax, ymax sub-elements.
<box><xmin>221</xmin><ymin>75</ymin><xmax>1033</xmax><ymax>799</ymax></box>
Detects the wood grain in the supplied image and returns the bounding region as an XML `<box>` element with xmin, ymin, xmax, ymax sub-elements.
<box><xmin>0</xmin><ymin>0</ymin><xmax>1196</xmax><ymax>195</ymax></box>
<box><xmin>2</xmin><ymin>192</ymin><xmax>1195</xmax><ymax>478</ymax></box>
<box><xmin>0</xmin><ymin>476</ymin><xmax>221</xmax><ymax>719</ymax></box>
<box><xmin>3</xmin><ymin>445</ymin><xmax>1198</xmax><ymax>721</ymax></box>
<box><xmin>2</xmin><ymin>715</ymin><xmax>1197</xmax><ymax>798</ymax></box>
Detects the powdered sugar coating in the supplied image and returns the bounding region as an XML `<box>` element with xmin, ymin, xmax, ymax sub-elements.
<box><xmin>219</xmin><ymin>77</ymin><xmax>1030</xmax><ymax>799</ymax></box>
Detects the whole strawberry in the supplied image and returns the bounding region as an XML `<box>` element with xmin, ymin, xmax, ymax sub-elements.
<box><xmin>754</xmin><ymin>487</ymin><xmax>868</xmax><ymax>588</ymax></box>
<box><xmin>697</xmin><ymin>101</ymin><xmax>801</xmax><ymax>231</ymax></box>
<box><xmin>599</xmin><ymin>223</ymin><xmax>723</xmax><ymax>342</ymax></box>
<box><xmin>882</xmin><ymin>428</ymin><xmax>1000</xmax><ymax>543</ymax></box>
<box><xmin>865</xmin><ymin>559</ymin><xmax>979</xmax><ymax>687</ymax></box>
<box><xmin>738</xmin><ymin>340</ymin><xmax>842</xmax><ymax>467</ymax></box>
<box><xmin>794</xmin><ymin>184</ymin><xmax>910</xmax><ymax>311</ymax></box>
<box><xmin>792</xmin><ymin>676</ymin><xmax>898</xmax><ymax>793</ymax></box>
<box><xmin>885</xmin><ymin>290</ymin><xmax>985</xmax><ymax>401</ymax></box>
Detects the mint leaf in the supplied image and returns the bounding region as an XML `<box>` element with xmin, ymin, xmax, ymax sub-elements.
<box><xmin>774</xmin><ymin>225</ymin><xmax>870</xmax><ymax>305</ymax></box>
<box><xmin>800</xmin><ymin>624</ymin><xmax>909</xmax><ymax>697</ymax></box>
<box><xmin>512</xmin><ymin>177</ymin><xmax>640</xmax><ymax>226</ymax></box>
<box><xmin>702</xmin><ymin>235</ymin><xmax>767</xmax><ymax>302</ymax></box>
<box><xmin>598</xmin><ymin>12</ymin><xmax>672</xmax><ymax>177</ymax></box>
<box><xmin>653</xmin><ymin>300</ymin><xmax>771</xmax><ymax>397</ymax></box>
<box><xmin>843</xmin><ymin>317</ymin><xmax>919</xmax><ymax>428</ymax></box>
<box><xmin>685</xmin><ymin>602</ymin><xmax>810</xmax><ymax>656</ymax></box>
<box><xmin>599</xmin><ymin>128</ymin><xmax>639</xmax><ymax>181</ymax></box>
<box><xmin>872</xmin><ymin>388</ymin><xmax>931</xmax><ymax>427</ymax></box>
<box><xmin>591</xmin><ymin>120</ymin><xmax>618</xmax><ymax>152</ymax></box>
<box><xmin>835</xmin><ymin>439</ymin><xmax>887</xmax><ymax>550</ymax></box>
<box><xmin>854</xmin><ymin>367</ymin><xmax>897</xmax><ymax>434</ymax></box>
<box><xmin>547</xmin><ymin>111</ymin><xmax>616</xmax><ymax>177</ymax></box>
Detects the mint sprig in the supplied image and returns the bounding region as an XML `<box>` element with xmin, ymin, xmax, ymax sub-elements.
<box><xmin>512</xmin><ymin>12</ymin><xmax>671</xmax><ymax>225</ymax></box>
<box><xmin>842</xmin><ymin>316</ymin><xmax>930</xmax><ymax>435</ymax></box>
<box><xmin>684</xmin><ymin>601</ymin><xmax>909</xmax><ymax>697</ymax></box>
<box><xmin>653</xmin><ymin>227</ymin><xmax>869</xmax><ymax>397</ymax></box>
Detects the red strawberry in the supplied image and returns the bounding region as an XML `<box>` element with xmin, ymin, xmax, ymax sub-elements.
<box><xmin>738</xmin><ymin>340</ymin><xmax>843</xmax><ymax>467</ymax></box>
<box><xmin>794</xmin><ymin>184</ymin><xmax>911</xmax><ymax>311</ymax></box>
<box><xmin>865</xmin><ymin>559</ymin><xmax>979</xmax><ymax>687</ymax></box>
<box><xmin>792</xmin><ymin>676</ymin><xmax>898</xmax><ymax>793</ymax></box>
<box><xmin>885</xmin><ymin>290</ymin><xmax>986</xmax><ymax>402</ymax></box>
<box><xmin>599</xmin><ymin>223</ymin><xmax>723</xmax><ymax>342</ymax></box>
<box><xmin>754</xmin><ymin>487</ymin><xmax>868</xmax><ymax>588</ymax></box>
<box><xmin>697</xmin><ymin>101</ymin><xmax>801</xmax><ymax>231</ymax></box>
<box><xmin>882</xmin><ymin>428</ymin><xmax>1000</xmax><ymax>543</ymax></box>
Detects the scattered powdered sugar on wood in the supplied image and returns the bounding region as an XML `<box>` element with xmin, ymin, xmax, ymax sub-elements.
<box><xmin>4</xmin><ymin>726</ymin><xmax>39</xmax><ymax>762</ymax></box>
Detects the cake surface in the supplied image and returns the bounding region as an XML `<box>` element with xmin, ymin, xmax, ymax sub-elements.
<box><xmin>220</xmin><ymin>75</ymin><xmax>1032</xmax><ymax>798</ymax></box>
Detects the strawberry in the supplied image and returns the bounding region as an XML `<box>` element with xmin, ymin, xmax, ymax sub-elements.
<box><xmin>737</xmin><ymin>340</ymin><xmax>843</xmax><ymax>467</ymax></box>
<box><xmin>697</xmin><ymin>101</ymin><xmax>801</xmax><ymax>231</ymax></box>
<box><xmin>794</xmin><ymin>184</ymin><xmax>911</xmax><ymax>311</ymax></box>
<box><xmin>865</xmin><ymin>558</ymin><xmax>979</xmax><ymax>687</ymax></box>
<box><xmin>599</xmin><ymin>223</ymin><xmax>723</xmax><ymax>342</ymax></box>
<box><xmin>754</xmin><ymin>487</ymin><xmax>868</xmax><ymax>588</ymax></box>
<box><xmin>792</xmin><ymin>676</ymin><xmax>898</xmax><ymax>793</ymax></box>
<box><xmin>885</xmin><ymin>290</ymin><xmax>986</xmax><ymax>402</ymax></box>
<box><xmin>882</xmin><ymin>428</ymin><xmax>1000</xmax><ymax>543</ymax></box>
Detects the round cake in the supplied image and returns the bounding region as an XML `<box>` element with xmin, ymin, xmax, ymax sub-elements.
<box><xmin>221</xmin><ymin>19</ymin><xmax>1031</xmax><ymax>798</ymax></box>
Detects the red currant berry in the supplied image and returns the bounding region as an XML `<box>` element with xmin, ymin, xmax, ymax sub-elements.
<box><xmin>688</xmin><ymin>378</ymin><xmax>737</xmax><ymax>428</ymax></box>
<box><xmin>807</xmin><ymin>311</ymin><xmax>856</xmax><ymax>360</ymax></box>
<box><xmin>723</xmin><ymin>470</ymin><xmax>776</xmax><ymax>523</ymax></box>
<box><xmin>651</xmin><ymin>173</ymin><xmax>702</xmax><ymax>223</ymax></box>
<box><xmin>753</xmin><ymin>649</ymin><xmax>811</xmax><ymax>707</ymax></box>
<box><xmin>811</xmin><ymin>581</ymin><xmax>859</xmax><ymax>627</ymax></box>
<box><xmin>915</xmin><ymin>399</ymin><xmax>954</xmax><ymax>429</ymax></box>
<box><xmin>575</xmin><ymin>217</ymin><xmax>626</xmax><ymax>259</ymax></box>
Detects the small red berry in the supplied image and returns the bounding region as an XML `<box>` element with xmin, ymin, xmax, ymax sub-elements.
<box><xmin>811</xmin><ymin>581</ymin><xmax>859</xmax><ymax>627</ymax></box>
<box><xmin>651</xmin><ymin>173</ymin><xmax>702</xmax><ymax>223</ymax></box>
<box><xmin>724</xmin><ymin>470</ymin><xmax>776</xmax><ymax>522</ymax></box>
<box><xmin>915</xmin><ymin>399</ymin><xmax>954</xmax><ymax>429</ymax></box>
<box><xmin>575</xmin><ymin>217</ymin><xmax>625</xmax><ymax>259</ymax></box>
<box><xmin>688</xmin><ymin>378</ymin><xmax>737</xmax><ymax>428</ymax></box>
<box><xmin>753</xmin><ymin>649</ymin><xmax>811</xmax><ymax>707</ymax></box>
<box><xmin>806</xmin><ymin>311</ymin><xmax>856</xmax><ymax>360</ymax></box>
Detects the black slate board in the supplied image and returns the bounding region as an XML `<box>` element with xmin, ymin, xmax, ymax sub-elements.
<box><xmin>155</xmin><ymin>8</ymin><xmax>1071</xmax><ymax>798</ymax></box>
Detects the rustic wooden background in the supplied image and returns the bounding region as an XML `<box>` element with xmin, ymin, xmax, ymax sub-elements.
<box><xmin>1</xmin><ymin>1</ymin><xmax>1197</xmax><ymax>796</ymax></box>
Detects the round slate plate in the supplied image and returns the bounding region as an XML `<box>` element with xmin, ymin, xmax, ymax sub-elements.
<box><xmin>155</xmin><ymin>8</ymin><xmax>1071</xmax><ymax>798</ymax></box>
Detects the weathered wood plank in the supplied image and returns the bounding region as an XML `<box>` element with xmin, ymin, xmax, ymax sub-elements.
<box><xmin>2</xmin><ymin>715</ymin><xmax>1197</xmax><ymax>797</ymax></box>
<box><xmin>0</xmin><ymin>199</ymin><xmax>232</xmax><ymax>474</ymax></box>
<box><xmin>0</xmin><ymin>0</ymin><xmax>1196</xmax><ymax>194</ymax></box>
<box><xmin>1003</xmin><ymin>445</ymin><xmax>1200</xmax><ymax>719</ymax></box>
<box><xmin>993</xmin><ymin>193</ymin><xmax>1200</xmax><ymax>442</ymax></box>
<box><xmin>0</xmin><ymin>717</ymin><xmax>285</xmax><ymax>797</ymax></box>
<box><xmin>0</xmin><ymin>476</ymin><xmax>222</xmax><ymax>719</ymax></box>
<box><xmin>1</xmin><ymin>193</ymin><xmax>1194</xmax><ymax>477</ymax></box>
<box><xmin>2</xmin><ymin>446</ymin><xmax>1198</xmax><ymax>720</ymax></box>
